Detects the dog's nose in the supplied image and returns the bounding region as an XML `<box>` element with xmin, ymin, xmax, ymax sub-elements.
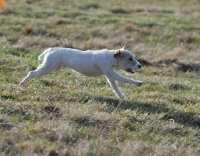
<box><xmin>138</xmin><ymin>64</ymin><xmax>141</xmax><ymax>69</ymax></box>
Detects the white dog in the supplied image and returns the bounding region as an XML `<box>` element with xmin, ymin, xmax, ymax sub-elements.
<box><xmin>19</xmin><ymin>43</ymin><xmax>143</xmax><ymax>99</ymax></box>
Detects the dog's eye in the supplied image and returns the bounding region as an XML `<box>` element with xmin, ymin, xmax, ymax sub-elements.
<box><xmin>129</xmin><ymin>57</ymin><xmax>133</xmax><ymax>61</ymax></box>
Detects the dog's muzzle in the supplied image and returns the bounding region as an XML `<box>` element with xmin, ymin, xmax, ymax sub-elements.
<box><xmin>126</xmin><ymin>68</ymin><xmax>135</xmax><ymax>73</ymax></box>
<box><xmin>126</xmin><ymin>64</ymin><xmax>141</xmax><ymax>74</ymax></box>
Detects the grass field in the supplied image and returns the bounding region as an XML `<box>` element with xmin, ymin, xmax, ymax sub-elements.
<box><xmin>0</xmin><ymin>0</ymin><xmax>200</xmax><ymax>155</ymax></box>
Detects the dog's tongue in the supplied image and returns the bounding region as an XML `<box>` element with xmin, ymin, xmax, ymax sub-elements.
<box><xmin>126</xmin><ymin>68</ymin><xmax>134</xmax><ymax>73</ymax></box>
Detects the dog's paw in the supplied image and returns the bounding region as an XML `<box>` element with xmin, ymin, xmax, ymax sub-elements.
<box><xmin>19</xmin><ymin>81</ymin><xmax>25</xmax><ymax>85</ymax></box>
<box><xmin>118</xmin><ymin>94</ymin><xmax>125</xmax><ymax>99</ymax></box>
<box><xmin>136</xmin><ymin>81</ymin><xmax>143</xmax><ymax>86</ymax></box>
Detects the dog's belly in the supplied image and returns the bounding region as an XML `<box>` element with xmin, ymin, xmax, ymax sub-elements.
<box><xmin>71</xmin><ymin>66</ymin><xmax>103</xmax><ymax>77</ymax></box>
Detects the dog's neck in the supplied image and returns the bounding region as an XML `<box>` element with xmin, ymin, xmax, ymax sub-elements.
<box><xmin>110</xmin><ymin>50</ymin><xmax>120</xmax><ymax>68</ymax></box>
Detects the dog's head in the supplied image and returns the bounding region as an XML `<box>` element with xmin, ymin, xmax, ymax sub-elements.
<box><xmin>113</xmin><ymin>42</ymin><xmax>141</xmax><ymax>74</ymax></box>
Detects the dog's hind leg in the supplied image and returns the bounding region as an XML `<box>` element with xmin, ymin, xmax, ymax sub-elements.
<box><xmin>19</xmin><ymin>58</ymin><xmax>58</xmax><ymax>85</ymax></box>
<box><xmin>106</xmin><ymin>77</ymin><xmax>125</xmax><ymax>99</ymax></box>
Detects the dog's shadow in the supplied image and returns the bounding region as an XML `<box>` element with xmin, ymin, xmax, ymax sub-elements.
<box><xmin>84</xmin><ymin>95</ymin><xmax>200</xmax><ymax>128</ymax></box>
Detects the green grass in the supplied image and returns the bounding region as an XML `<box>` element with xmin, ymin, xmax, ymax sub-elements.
<box><xmin>0</xmin><ymin>0</ymin><xmax>200</xmax><ymax>155</ymax></box>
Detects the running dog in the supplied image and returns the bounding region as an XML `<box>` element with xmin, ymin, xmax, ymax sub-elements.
<box><xmin>19</xmin><ymin>43</ymin><xmax>143</xmax><ymax>99</ymax></box>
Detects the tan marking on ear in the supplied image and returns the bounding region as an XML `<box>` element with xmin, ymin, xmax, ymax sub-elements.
<box><xmin>54</xmin><ymin>66</ymin><xmax>62</xmax><ymax>72</ymax></box>
<box><xmin>114</xmin><ymin>50</ymin><xmax>122</xmax><ymax>58</ymax></box>
<box><xmin>123</xmin><ymin>42</ymin><xmax>128</xmax><ymax>49</ymax></box>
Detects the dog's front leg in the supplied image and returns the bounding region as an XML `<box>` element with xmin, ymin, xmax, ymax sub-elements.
<box><xmin>106</xmin><ymin>77</ymin><xmax>125</xmax><ymax>99</ymax></box>
<box><xmin>105</xmin><ymin>71</ymin><xmax>143</xmax><ymax>85</ymax></box>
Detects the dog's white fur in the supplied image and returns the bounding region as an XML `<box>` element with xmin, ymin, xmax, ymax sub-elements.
<box><xmin>19</xmin><ymin>43</ymin><xmax>143</xmax><ymax>99</ymax></box>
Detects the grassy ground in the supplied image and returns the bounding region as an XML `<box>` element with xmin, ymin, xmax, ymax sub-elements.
<box><xmin>0</xmin><ymin>0</ymin><xmax>200</xmax><ymax>155</ymax></box>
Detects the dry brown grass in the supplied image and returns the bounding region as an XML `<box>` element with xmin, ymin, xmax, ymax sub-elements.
<box><xmin>22</xmin><ymin>23</ymin><xmax>33</xmax><ymax>35</ymax></box>
<box><xmin>149</xmin><ymin>47</ymin><xmax>185</xmax><ymax>64</ymax></box>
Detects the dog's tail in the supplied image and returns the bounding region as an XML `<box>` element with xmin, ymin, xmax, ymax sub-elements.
<box><xmin>38</xmin><ymin>48</ymin><xmax>51</xmax><ymax>61</ymax></box>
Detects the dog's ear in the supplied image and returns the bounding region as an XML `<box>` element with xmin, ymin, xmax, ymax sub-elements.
<box><xmin>123</xmin><ymin>42</ymin><xmax>128</xmax><ymax>49</ymax></box>
<box><xmin>114</xmin><ymin>50</ymin><xmax>122</xmax><ymax>58</ymax></box>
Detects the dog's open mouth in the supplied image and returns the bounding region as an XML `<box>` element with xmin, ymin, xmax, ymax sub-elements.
<box><xmin>126</xmin><ymin>68</ymin><xmax>134</xmax><ymax>74</ymax></box>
